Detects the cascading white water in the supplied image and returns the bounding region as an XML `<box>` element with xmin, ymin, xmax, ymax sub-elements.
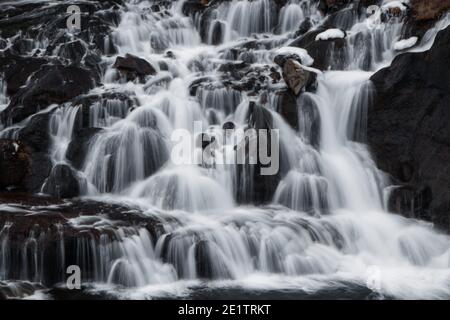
<box><xmin>206</xmin><ymin>0</ymin><xmax>278</xmax><ymax>43</ymax></box>
<box><xmin>0</xmin><ymin>79</ymin><xmax>8</xmax><ymax>113</ymax></box>
<box><xmin>48</xmin><ymin>105</ymin><xmax>81</xmax><ymax>165</ymax></box>
<box><xmin>1</xmin><ymin>0</ymin><xmax>449</xmax><ymax>299</ymax></box>
<box><xmin>278</xmin><ymin>0</ymin><xmax>320</xmax><ymax>34</ymax></box>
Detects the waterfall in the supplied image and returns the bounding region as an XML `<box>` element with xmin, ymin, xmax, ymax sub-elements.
<box><xmin>0</xmin><ymin>0</ymin><xmax>449</xmax><ymax>300</ymax></box>
<box><xmin>0</xmin><ymin>79</ymin><xmax>8</xmax><ymax>113</ymax></box>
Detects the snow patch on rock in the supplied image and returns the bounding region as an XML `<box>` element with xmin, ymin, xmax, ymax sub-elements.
<box><xmin>275</xmin><ymin>47</ymin><xmax>314</xmax><ymax>66</ymax></box>
<box><xmin>315</xmin><ymin>29</ymin><xmax>346</xmax><ymax>41</ymax></box>
<box><xmin>394</xmin><ymin>36</ymin><xmax>418</xmax><ymax>50</ymax></box>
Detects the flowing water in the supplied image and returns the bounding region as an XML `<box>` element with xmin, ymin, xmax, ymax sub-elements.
<box><xmin>0</xmin><ymin>0</ymin><xmax>449</xmax><ymax>299</ymax></box>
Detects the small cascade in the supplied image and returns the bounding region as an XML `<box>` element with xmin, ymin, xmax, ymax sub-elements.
<box><xmin>207</xmin><ymin>0</ymin><xmax>278</xmax><ymax>44</ymax></box>
<box><xmin>89</xmin><ymin>98</ymin><xmax>133</xmax><ymax>128</ymax></box>
<box><xmin>278</xmin><ymin>0</ymin><xmax>319</xmax><ymax>34</ymax></box>
<box><xmin>48</xmin><ymin>106</ymin><xmax>81</xmax><ymax>165</ymax></box>
<box><xmin>196</xmin><ymin>85</ymin><xmax>242</xmax><ymax>122</ymax></box>
<box><xmin>0</xmin><ymin>79</ymin><xmax>8</xmax><ymax>113</ymax></box>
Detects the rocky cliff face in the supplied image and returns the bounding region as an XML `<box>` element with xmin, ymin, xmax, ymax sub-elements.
<box><xmin>368</xmin><ymin>26</ymin><xmax>450</xmax><ymax>231</ymax></box>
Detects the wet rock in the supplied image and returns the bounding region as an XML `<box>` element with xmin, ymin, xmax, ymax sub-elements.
<box><xmin>57</xmin><ymin>40</ymin><xmax>87</xmax><ymax>65</ymax></box>
<box><xmin>1</xmin><ymin>65</ymin><xmax>99</xmax><ymax>124</ymax></box>
<box><xmin>209</xmin><ymin>21</ymin><xmax>226</xmax><ymax>45</ymax></box>
<box><xmin>0</xmin><ymin>52</ymin><xmax>47</xmax><ymax>96</ymax></box>
<box><xmin>388</xmin><ymin>185</ymin><xmax>432</xmax><ymax>222</ymax></box>
<box><xmin>196</xmin><ymin>133</ymin><xmax>216</xmax><ymax>150</ymax></box>
<box><xmin>218</xmin><ymin>60</ymin><xmax>249</xmax><ymax>73</ymax></box>
<box><xmin>298</xmin><ymin>95</ymin><xmax>321</xmax><ymax>148</ymax></box>
<box><xmin>10</xmin><ymin>38</ymin><xmax>35</xmax><ymax>56</ymax></box>
<box><xmin>0</xmin><ymin>281</ymin><xmax>44</xmax><ymax>300</ymax></box>
<box><xmin>403</xmin><ymin>0</ymin><xmax>450</xmax><ymax>39</ymax></box>
<box><xmin>290</xmin><ymin>28</ymin><xmax>347</xmax><ymax>70</ymax></box>
<box><xmin>70</xmin><ymin>91</ymin><xmax>135</xmax><ymax>128</ymax></box>
<box><xmin>182</xmin><ymin>0</ymin><xmax>211</xmax><ymax>16</ymax></box>
<box><xmin>0</xmin><ymin>193</ymin><xmax>162</xmax><ymax>287</ymax></box>
<box><xmin>323</xmin><ymin>7</ymin><xmax>358</xmax><ymax>30</ymax></box>
<box><xmin>235</xmin><ymin>102</ymin><xmax>281</xmax><ymax>205</ymax></box>
<box><xmin>195</xmin><ymin>239</ymin><xmax>231</xmax><ymax>279</ymax></box>
<box><xmin>17</xmin><ymin>112</ymin><xmax>53</xmax><ymax>153</ymax></box>
<box><xmin>0</xmin><ymin>140</ymin><xmax>30</xmax><ymax>190</ymax></box>
<box><xmin>222</xmin><ymin>121</ymin><xmax>236</xmax><ymax>131</ymax></box>
<box><xmin>269</xmin><ymin>67</ymin><xmax>282</xmax><ymax>83</ymax></box>
<box><xmin>318</xmin><ymin>0</ymin><xmax>352</xmax><ymax>15</ymax></box>
<box><xmin>16</xmin><ymin>112</ymin><xmax>54</xmax><ymax>193</ymax></box>
<box><xmin>42</xmin><ymin>164</ymin><xmax>80</xmax><ymax>199</ymax></box>
<box><xmin>0</xmin><ymin>1</ymin><xmax>122</xmax><ymax>44</ymax></box>
<box><xmin>282</xmin><ymin>59</ymin><xmax>311</xmax><ymax>95</ymax></box>
<box><xmin>277</xmin><ymin>90</ymin><xmax>298</xmax><ymax>130</ymax></box>
<box><xmin>274</xmin><ymin>52</ymin><xmax>300</xmax><ymax>67</ymax></box>
<box><xmin>294</xmin><ymin>18</ymin><xmax>313</xmax><ymax>37</ymax></box>
<box><xmin>189</xmin><ymin>76</ymin><xmax>214</xmax><ymax>96</ymax></box>
<box><xmin>67</xmin><ymin>128</ymin><xmax>103</xmax><ymax>170</ymax></box>
<box><xmin>0</xmin><ymin>38</ymin><xmax>7</xmax><ymax>50</ymax></box>
<box><xmin>113</xmin><ymin>53</ymin><xmax>157</xmax><ymax>81</ymax></box>
<box><xmin>410</xmin><ymin>0</ymin><xmax>450</xmax><ymax>21</ymax></box>
<box><xmin>368</xmin><ymin>26</ymin><xmax>450</xmax><ymax>231</ymax></box>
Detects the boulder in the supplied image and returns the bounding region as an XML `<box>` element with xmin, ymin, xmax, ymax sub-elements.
<box><xmin>294</xmin><ymin>18</ymin><xmax>313</xmax><ymax>37</ymax></box>
<box><xmin>16</xmin><ymin>112</ymin><xmax>54</xmax><ymax>193</ymax></box>
<box><xmin>57</xmin><ymin>40</ymin><xmax>87</xmax><ymax>64</ymax></box>
<box><xmin>289</xmin><ymin>28</ymin><xmax>348</xmax><ymax>70</ymax></box>
<box><xmin>113</xmin><ymin>54</ymin><xmax>156</xmax><ymax>81</ymax></box>
<box><xmin>368</xmin><ymin>26</ymin><xmax>450</xmax><ymax>231</ymax></box>
<box><xmin>42</xmin><ymin>164</ymin><xmax>80</xmax><ymax>199</ymax></box>
<box><xmin>0</xmin><ymin>52</ymin><xmax>47</xmax><ymax>96</ymax></box>
<box><xmin>282</xmin><ymin>59</ymin><xmax>311</xmax><ymax>95</ymax></box>
<box><xmin>1</xmin><ymin>65</ymin><xmax>99</xmax><ymax>124</ymax></box>
<box><xmin>388</xmin><ymin>185</ymin><xmax>432</xmax><ymax>222</ymax></box>
<box><xmin>277</xmin><ymin>90</ymin><xmax>299</xmax><ymax>130</ymax></box>
<box><xmin>234</xmin><ymin>102</ymin><xmax>281</xmax><ymax>205</ymax></box>
<box><xmin>218</xmin><ymin>60</ymin><xmax>249</xmax><ymax>73</ymax></box>
<box><xmin>410</xmin><ymin>0</ymin><xmax>450</xmax><ymax>21</ymax></box>
<box><xmin>66</xmin><ymin>128</ymin><xmax>103</xmax><ymax>170</ymax></box>
<box><xmin>318</xmin><ymin>0</ymin><xmax>352</xmax><ymax>15</ymax></box>
<box><xmin>0</xmin><ymin>140</ymin><xmax>31</xmax><ymax>190</ymax></box>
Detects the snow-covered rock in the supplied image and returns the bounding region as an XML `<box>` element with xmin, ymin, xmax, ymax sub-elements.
<box><xmin>315</xmin><ymin>29</ymin><xmax>346</xmax><ymax>41</ymax></box>
<box><xmin>275</xmin><ymin>47</ymin><xmax>314</xmax><ymax>66</ymax></box>
<box><xmin>394</xmin><ymin>36</ymin><xmax>418</xmax><ymax>51</ymax></box>
<box><xmin>382</xmin><ymin>0</ymin><xmax>409</xmax><ymax>12</ymax></box>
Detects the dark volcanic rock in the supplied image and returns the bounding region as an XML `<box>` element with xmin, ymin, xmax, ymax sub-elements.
<box><xmin>16</xmin><ymin>112</ymin><xmax>54</xmax><ymax>193</ymax></box>
<box><xmin>42</xmin><ymin>164</ymin><xmax>80</xmax><ymax>199</ymax></box>
<box><xmin>0</xmin><ymin>140</ymin><xmax>30</xmax><ymax>190</ymax></box>
<box><xmin>282</xmin><ymin>59</ymin><xmax>311</xmax><ymax>95</ymax></box>
<box><xmin>318</xmin><ymin>0</ymin><xmax>352</xmax><ymax>15</ymax></box>
<box><xmin>70</xmin><ymin>91</ymin><xmax>135</xmax><ymax>128</ymax></box>
<box><xmin>0</xmin><ymin>52</ymin><xmax>47</xmax><ymax>96</ymax></box>
<box><xmin>0</xmin><ymin>193</ymin><xmax>164</xmax><ymax>287</ymax></box>
<box><xmin>368</xmin><ymin>26</ymin><xmax>450</xmax><ymax>231</ymax></box>
<box><xmin>67</xmin><ymin>128</ymin><xmax>102</xmax><ymax>170</ymax></box>
<box><xmin>277</xmin><ymin>90</ymin><xmax>299</xmax><ymax>130</ymax></box>
<box><xmin>410</xmin><ymin>0</ymin><xmax>450</xmax><ymax>21</ymax></box>
<box><xmin>1</xmin><ymin>65</ymin><xmax>99</xmax><ymax>124</ymax></box>
<box><xmin>289</xmin><ymin>28</ymin><xmax>348</xmax><ymax>70</ymax></box>
<box><xmin>113</xmin><ymin>54</ymin><xmax>157</xmax><ymax>81</ymax></box>
<box><xmin>57</xmin><ymin>40</ymin><xmax>88</xmax><ymax>64</ymax></box>
<box><xmin>218</xmin><ymin>60</ymin><xmax>249</xmax><ymax>73</ymax></box>
<box><xmin>235</xmin><ymin>101</ymin><xmax>281</xmax><ymax>205</ymax></box>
